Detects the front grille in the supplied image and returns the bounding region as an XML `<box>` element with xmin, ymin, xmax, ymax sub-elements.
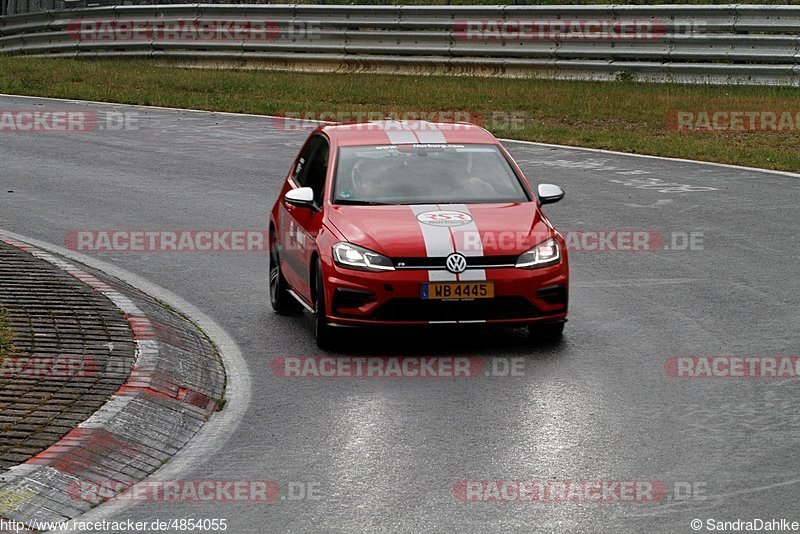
<box><xmin>371</xmin><ymin>297</ymin><xmax>543</xmax><ymax>322</ymax></box>
<box><xmin>393</xmin><ymin>255</ymin><xmax>517</xmax><ymax>269</ymax></box>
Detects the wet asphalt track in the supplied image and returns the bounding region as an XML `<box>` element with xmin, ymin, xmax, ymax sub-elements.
<box><xmin>1</xmin><ymin>95</ymin><xmax>799</xmax><ymax>533</ymax></box>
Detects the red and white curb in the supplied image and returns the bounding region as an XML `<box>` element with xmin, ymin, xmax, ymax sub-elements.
<box><xmin>0</xmin><ymin>235</ymin><xmax>225</xmax><ymax>528</ymax></box>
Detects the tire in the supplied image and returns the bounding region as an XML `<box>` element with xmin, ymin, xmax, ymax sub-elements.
<box><xmin>269</xmin><ymin>241</ymin><xmax>299</xmax><ymax>315</ymax></box>
<box><xmin>313</xmin><ymin>259</ymin><xmax>336</xmax><ymax>349</ymax></box>
<box><xmin>528</xmin><ymin>321</ymin><xmax>565</xmax><ymax>343</ymax></box>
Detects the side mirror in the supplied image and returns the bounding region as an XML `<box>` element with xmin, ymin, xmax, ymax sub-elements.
<box><xmin>537</xmin><ymin>184</ymin><xmax>565</xmax><ymax>205</ymax></box>
<box><xmin>284</xmin><ymin>187</ymin><xmax>315</xmax><ymax>208</ymax></box>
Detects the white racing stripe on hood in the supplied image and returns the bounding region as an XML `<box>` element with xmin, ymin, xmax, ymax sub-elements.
<box><xmin>414</xmin><ymin>126</ymin><xmax>447</xmax><ymax>144</ymax></box>
<box><xmin>411</xmin><ymin>204</ymin><xmax>457</xmax><ymax>282</ymax></box>
<box><xmin>376</xmin><ymin>120</ymin><xmax>418</xmax><ymax>145</ymax></box>
<box><xmin>373</xmin><ymin>120</ymin><xmax>447</xmax><ymax>145</ymax></box>
<box><xmin>448</xmin><ymin>204</ymin><xmax>486</xmax><ymax>282</ymax></box>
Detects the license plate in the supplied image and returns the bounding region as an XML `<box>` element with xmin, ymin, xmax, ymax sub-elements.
<box><xmin>421</xmin><ymin>282</ymin><xmax>494</xmax><ymax>300</ymax></box>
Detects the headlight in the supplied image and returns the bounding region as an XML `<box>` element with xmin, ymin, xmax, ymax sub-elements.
<box><xmin>332</xmin><ymin>242</ymin><xmax>395</xmax><ymax>272</ymax></box>
<box><xmin>515</xmin><ymin>238</ymin><xmax>560</xmax><ymax>269</ymax></box>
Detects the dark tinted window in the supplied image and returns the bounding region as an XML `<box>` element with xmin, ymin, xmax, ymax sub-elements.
<box><xmin>293</xmin><ymin>135</ymin><xmax>329</xmax><ymax>206</ymax></box>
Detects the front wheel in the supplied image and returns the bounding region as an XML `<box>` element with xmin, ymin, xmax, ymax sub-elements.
<box><xmin>313</xmin><ymin>259</ymin><xmax>337</xmax><ymax>349</ymax></box>
<box><xmin>270</xmin><ymin>242</ymin><xmax>299</xmax><ymax>315</ymax></box>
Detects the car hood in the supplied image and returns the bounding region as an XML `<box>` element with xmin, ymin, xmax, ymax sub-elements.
<box><xmin>326</xmin><ymin>203</ymin><xmax>549</xmax><ymax>258</ymax></box>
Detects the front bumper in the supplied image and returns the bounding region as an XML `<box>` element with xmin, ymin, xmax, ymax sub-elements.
<box><xmin>322</xmin><ymin>262</ymin><xmax>568</xmax><ymax>326</ymax></box>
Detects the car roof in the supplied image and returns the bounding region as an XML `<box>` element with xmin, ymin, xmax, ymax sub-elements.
<box><xmin>319</xmin><ymin>120</ymin><xmax>500</xmax><ymax>147</ymax></box>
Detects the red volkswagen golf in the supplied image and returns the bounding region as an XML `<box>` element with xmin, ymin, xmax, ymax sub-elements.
<box><xmin>269</xmin><ymin>120</ymin><xmax>568</xmax><ymax>347</ymax></box>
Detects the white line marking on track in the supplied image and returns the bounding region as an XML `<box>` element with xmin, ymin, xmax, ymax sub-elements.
<box><xmin>2</xmin><ymin>93</ymin><xmax>798</xmax><ymax>180</ymax></box>
<box><xmin>628</xmin><ymin>477</ymin><xmax>800</xmax><ymax>518</ymax></box>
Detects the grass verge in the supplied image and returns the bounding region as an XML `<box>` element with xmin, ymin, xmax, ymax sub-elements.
<box><xmin>0</xmin><ymin>57</ymin><xmax>798</xmax><ymax>172</ymax></box>
<box><xmin>0</xmin><ymin>308</ymin><xmax>13</xmax><ymax>361</ymax></box>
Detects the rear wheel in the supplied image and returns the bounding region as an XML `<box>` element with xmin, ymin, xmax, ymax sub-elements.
<box><xmin>313</xmin><ymin>259</ymin><xmax>337</xmax><ymax>349</ymax></box>
<box><xmin>270</xmin><ymin>241</ymin><xmax>298</xmax><ymax>315</ymax></box>
<box><xmin>528</xmin><ymin>321</ymin><xmax>565</xmax><ymax>343</ymax></box>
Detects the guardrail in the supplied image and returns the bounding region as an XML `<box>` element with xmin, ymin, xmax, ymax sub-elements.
<box><xmin>2</xmin><ymin>4</ymin><xmax>799</xmax><ymax>85</ymax></box>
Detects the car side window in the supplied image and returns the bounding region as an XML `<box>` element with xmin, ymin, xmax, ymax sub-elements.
<box><xmin>292</xmin><ymin>137</ymin><xmax>320</xmax><ymax>187</ymax></box>
<box><xmin>305</xmin><ymin>140</ymin><xmax>329</xmax><ymax>206</ymax></box>
<box><xmin>293</xmin><ymin>135</ymin><xmax>329</xmax><ymax>207</ymax></box>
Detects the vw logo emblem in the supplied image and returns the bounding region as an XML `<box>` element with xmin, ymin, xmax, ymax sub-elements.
<box><xmin>445</xmin><ymin>253</ymin><xmax>468</xmax><ymax>274</ymax></box>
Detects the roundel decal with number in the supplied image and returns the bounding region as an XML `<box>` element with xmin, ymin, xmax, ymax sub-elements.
<box><xmin>415</xmin><ymin>210</ymin><xmax>473</xmax><ymax>227</ymax></box>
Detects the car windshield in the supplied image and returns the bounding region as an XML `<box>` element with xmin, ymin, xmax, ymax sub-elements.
<box><xmin>333</xmin><ymin>144</ymin><xmax>530</xmax><ymax>205</ymax></box>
